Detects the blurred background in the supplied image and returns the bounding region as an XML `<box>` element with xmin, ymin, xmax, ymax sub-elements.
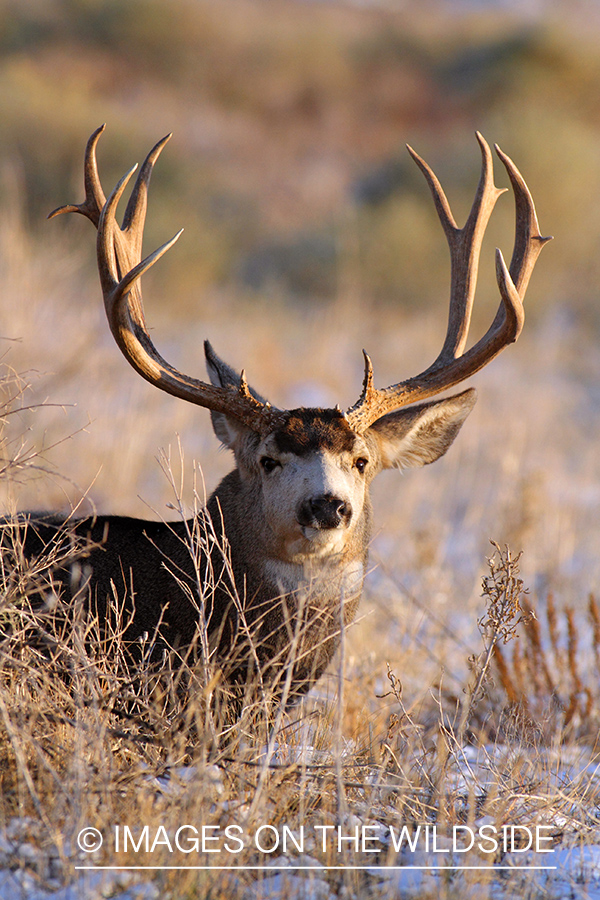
<box><xmin>0</xmin><ymin>0</ymin><xmax>599</xmax><ymax>682</ymax></box>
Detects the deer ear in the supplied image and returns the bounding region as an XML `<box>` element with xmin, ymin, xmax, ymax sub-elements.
<box><xmin>367</xmin><ymin>388</ymin><xmax>477</xmax><ymax>470</ymax></box>
<box><xmin>204</xmin><ymin>341</ymin><xmax>268</xmax><ymax>449</ymax></box>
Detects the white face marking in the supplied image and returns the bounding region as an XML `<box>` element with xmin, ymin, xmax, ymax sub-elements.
<box><xmin>255</xmin><ymin>438</ymin><xmax>373</xmax><ymax>565</ymax></box>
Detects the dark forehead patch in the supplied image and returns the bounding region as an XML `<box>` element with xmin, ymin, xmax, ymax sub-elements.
<box><xmin>273</xmin><ymin>409</ymin><xmax>357</xmax><ymax>456</ymax></box>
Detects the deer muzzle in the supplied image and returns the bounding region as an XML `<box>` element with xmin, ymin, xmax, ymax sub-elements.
<box><xmin>297</xmin><ymin>494</ymin><xmax>352</xmax><ymax>531</ymax></box>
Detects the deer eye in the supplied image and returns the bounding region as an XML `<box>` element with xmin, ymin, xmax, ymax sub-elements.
<box><xmin>354</xmin><ymin>457</ymin><xmax>368</xmax><ymax>475</ymax></box>
<box><xmin>260</xmin><ymin>456</ymin><xmax>281</xmax><ymax>474</ymax></box>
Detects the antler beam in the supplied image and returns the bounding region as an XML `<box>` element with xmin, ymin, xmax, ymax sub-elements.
<box><xmin>49</xmin><ymin>126</ymin><xmax>286</xmax><ymax>436</ymax></box>
<box><xmin>345</xmin><ymin>133</ymin><xmax>551</xmax><ymax>434</ymax></box>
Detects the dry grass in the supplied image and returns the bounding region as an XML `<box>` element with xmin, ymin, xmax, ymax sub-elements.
<box><xmin>1</xmin><ymin>483</ymin><xmax>599</xmax><ymax>899</ymax></box>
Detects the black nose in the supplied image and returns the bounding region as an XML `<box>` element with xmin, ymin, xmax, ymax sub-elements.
<box><xmin>298</xmin><ymin>494</ymin><xmax>352</xmax><ymax>530</ymax></box>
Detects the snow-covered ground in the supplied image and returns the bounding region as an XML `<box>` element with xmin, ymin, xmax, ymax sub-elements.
<box><xmin>2</xmin><ymin>740</ymin><xmax>600</xmax><ymax>900</ymax></box>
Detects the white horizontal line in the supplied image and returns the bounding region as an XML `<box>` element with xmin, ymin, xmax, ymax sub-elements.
<box><xmin>75</xmin><ymin>865</ymin><xmax>558</xmax><ymax>871</ymax></box>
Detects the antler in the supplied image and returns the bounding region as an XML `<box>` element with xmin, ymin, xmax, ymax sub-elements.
<box><xmin>345</xmin><ymin>133</ymin><xmax>551</xmax><ymax>434</ymax></box>
<box><xmin>49</xmin><ymin>126</ymin><xmax>286</xmax><ymax>436</ymax></box>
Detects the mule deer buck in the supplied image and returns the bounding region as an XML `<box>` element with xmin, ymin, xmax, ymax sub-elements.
<box><xmin>20</xmin><ymin>127</ymin><xmax>549</xmax><ymax>707</ymax></box>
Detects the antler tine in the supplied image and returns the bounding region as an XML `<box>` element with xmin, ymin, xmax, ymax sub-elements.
<box><xmin>54</xmin><ymin>127</ymin><xmax>286</xmax><ymax>435</ymax></box>
<box><xmin>96</xmin><ymin>132</ymin><xmax>172</xmax><ymax>288</ymax></box>
<box><xmin>465</xmin><ymin>146</ymin><xmax>552</xmax><ymax>359</ymax></box>
<box><xmin>48</xmin><ymin>124</ymin><xmax>107</xmax><ymax>226</ymax></box>
<box><xmin>97</xmin><ymin>163</ymin><xmax>140</xmax><ymax>294</ymax></box>
<box><xmin>96</xmin><ymin>163</ymin><xmax>184</xmax><ymax>340</ymax></box>
<box><xmin>494</xmin><ymin>144</ymin><xmax>552</xmax><ymax>308</ymax></box>
<box><xmin>409</xmin><ymin>132</ymin><xmax>506</xmax><ymax>362</ymax></box>
<box><xmin>346</xmin><ymin>134</ymin><xmax>551</xmax><ymax>434</ymax></box>
<box><xmin>121</xmin><ymin>133</ymin><xmax>172</xmax><ymax>251</ymax></box>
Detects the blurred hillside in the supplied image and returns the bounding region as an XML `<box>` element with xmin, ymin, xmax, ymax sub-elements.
<box><xmin>0</xmin><ymin>0</ymin><xmax>599</xmax><ymax>322</ymax></box>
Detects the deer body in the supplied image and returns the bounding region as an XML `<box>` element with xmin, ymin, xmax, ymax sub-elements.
<box><xmin>23</xmin><ymin>391</ymin><xmax>475</xmax><ymax>700</ymax></box>
<box><xmin>19</xmin><ymin>128</ymin><xmax>549</xmax><ymax>704</ymax></box>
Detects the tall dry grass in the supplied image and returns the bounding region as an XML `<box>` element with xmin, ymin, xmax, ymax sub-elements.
<box><xmin>1</xmin><ymin>487</ymin><xmax>597</xmax><ymax>898</ymax></box>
